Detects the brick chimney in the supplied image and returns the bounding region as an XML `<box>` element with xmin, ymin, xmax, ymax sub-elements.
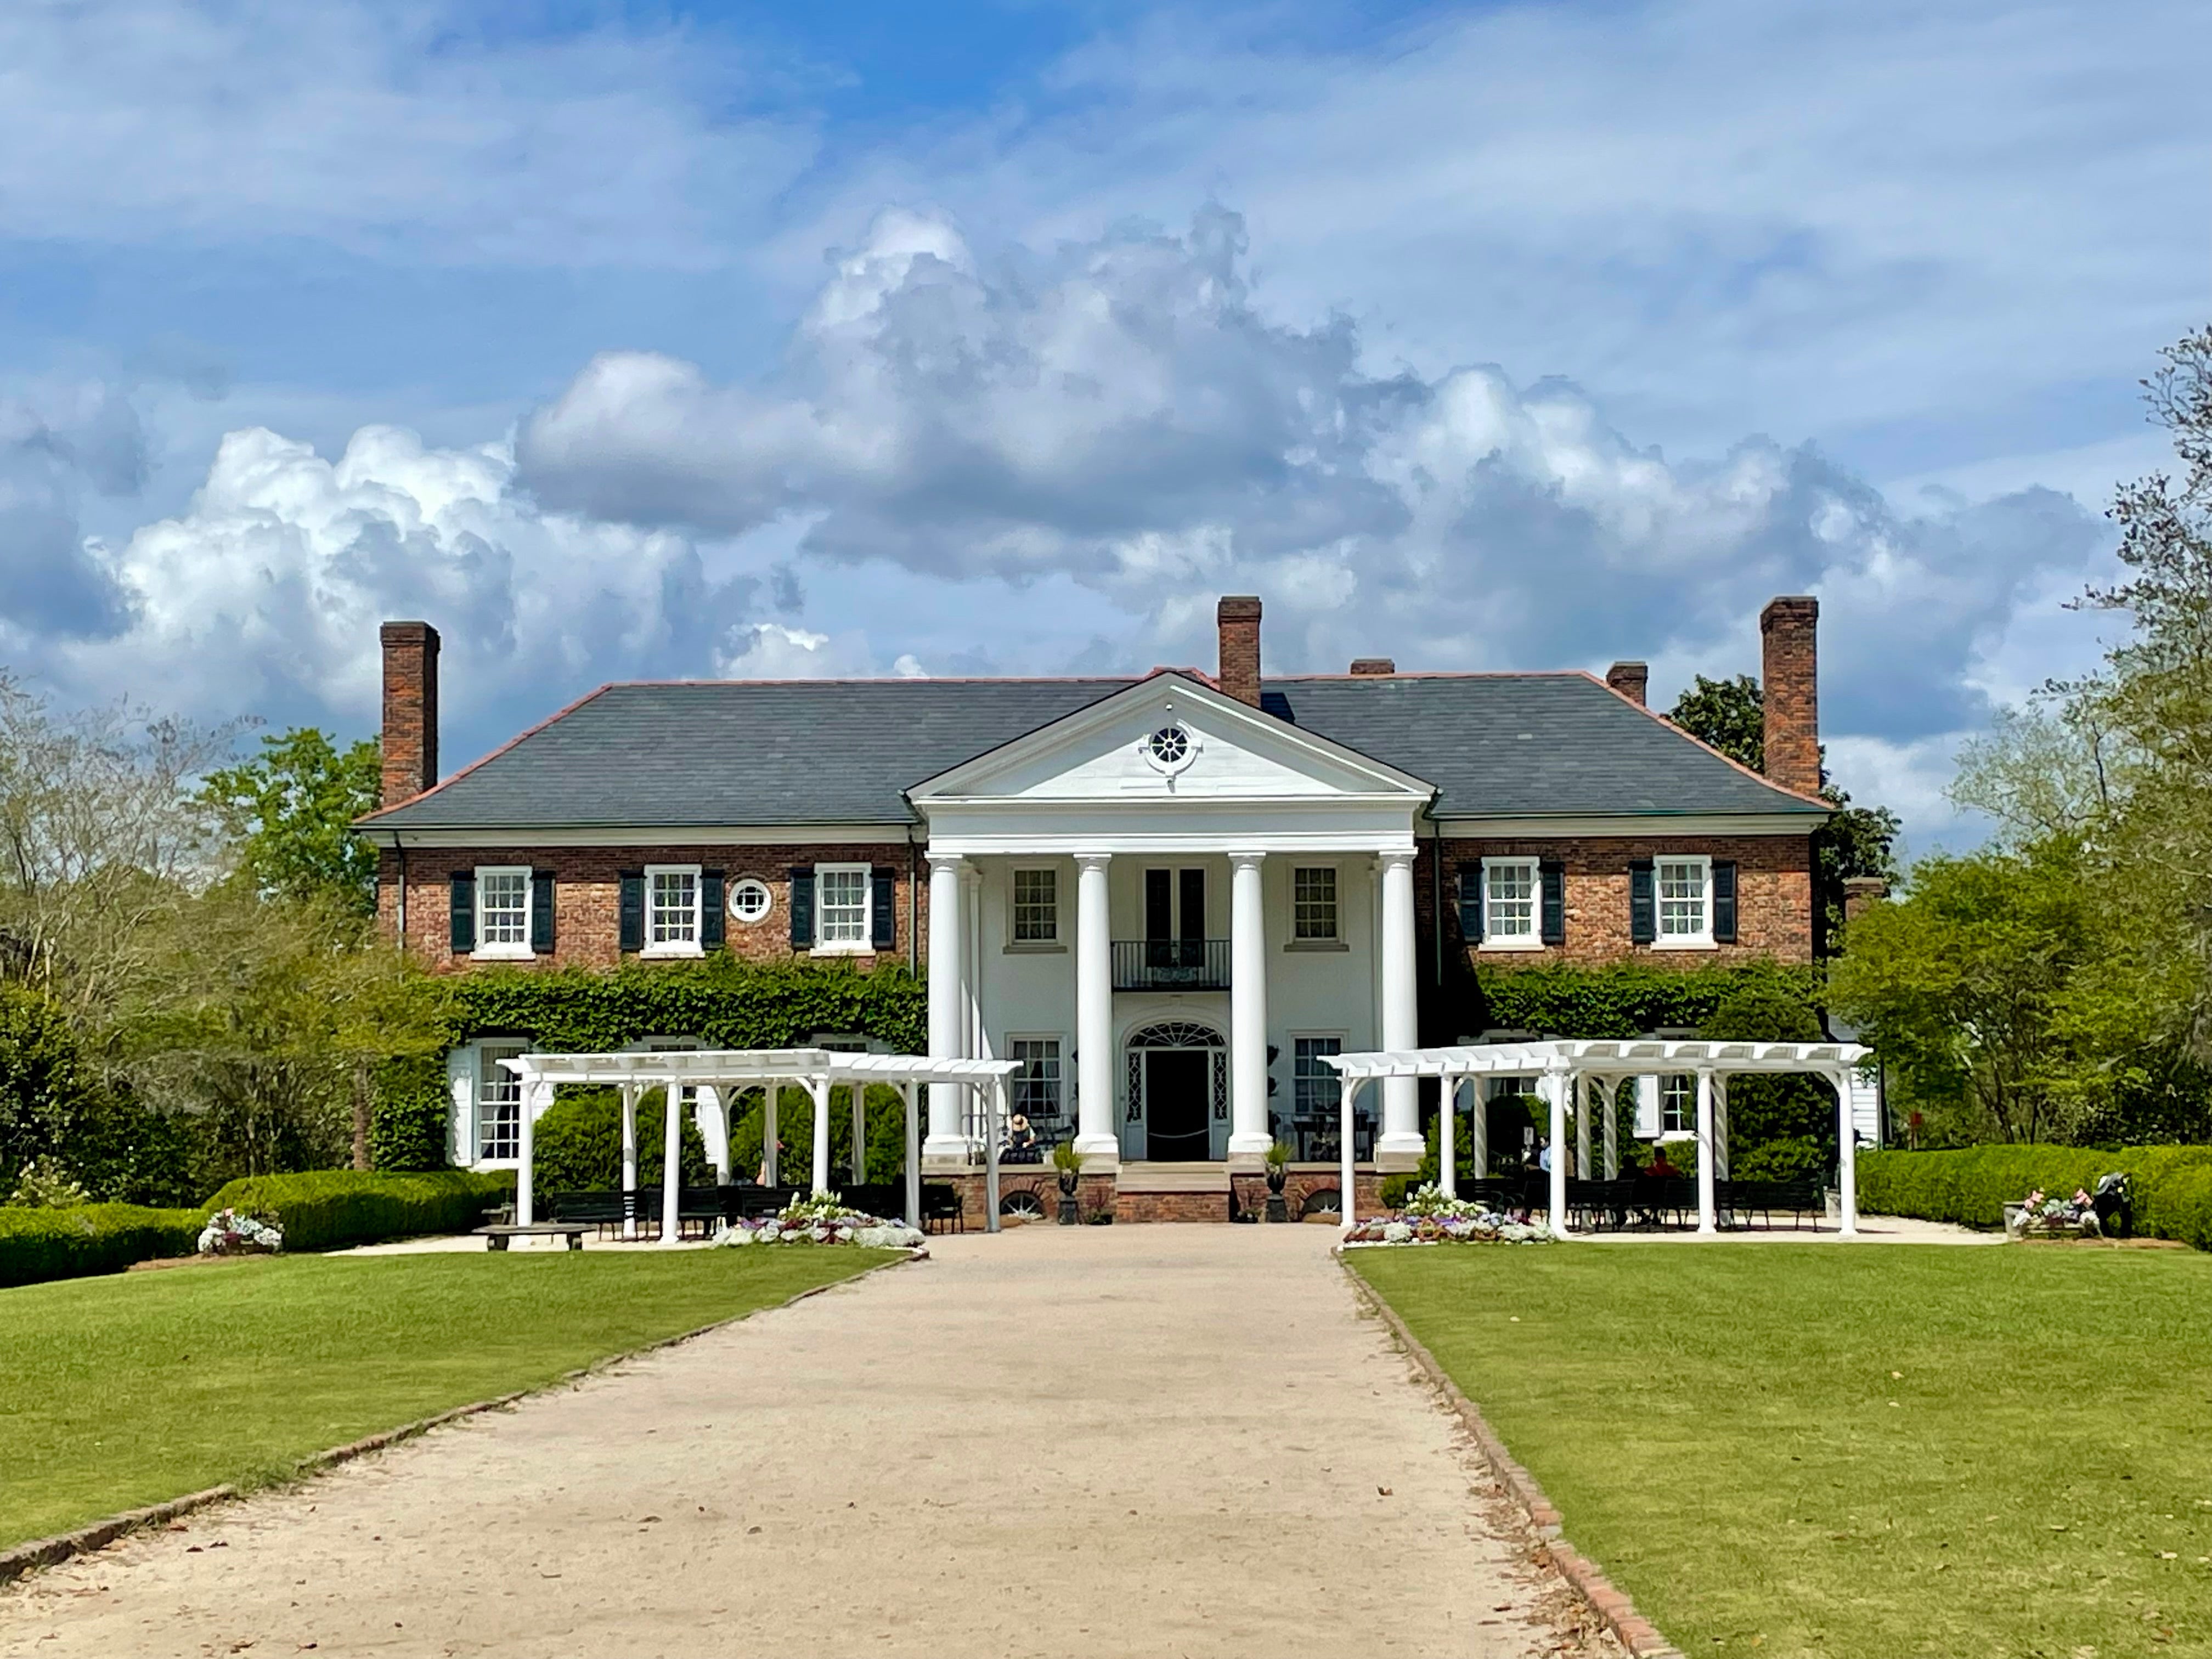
<box><xmin>1605</xmin><ymin>660</ymin><xmax>1649</xmax><ymax>706</ymax></box>
<box><xmin>1842</xmin><ymin>877</ymin><xmax>1888</xmax><ymax>924</ymax></box>
<box><xmin>380</xmin><ymin>620</ymin><xmax>440</xmax><ymax>807</ymax></box>
<box><xmin>1217</xmin><ymin>596</ymin><xmax>1262</xmax><ymax>707</ymax></box>
<box><xmin>1759</xmin><ymin>596</ymin><xmax>1820</xmax><ymax>797</ymax></box>
<box><xmin>1349</xmin><ymin>657</ymin><xmax>1395</xmax><ymax>676</ymax></box>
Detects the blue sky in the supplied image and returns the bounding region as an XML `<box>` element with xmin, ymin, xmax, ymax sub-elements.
<box><xmin>2</xmin><ymin>0</ymin><xmax>2206</xmax><ymax>849</ymax></box>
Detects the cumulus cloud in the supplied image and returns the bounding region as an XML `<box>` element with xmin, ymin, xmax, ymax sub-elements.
<box><xmin>20</xmin><ymin>424</ymin><xmax>758</xmax><ymax>765</ymax></box>
<box><xmin>716</xmin><ymin>621</ymin><xmax>926</xmax><ymax>680</ymax></box>
<box><xmin>0</xmin><ymin>382</ymin><xmax>143</xmax><ymax>636</ymax></box>
<box><xmin>522</xmin><ymin>206</ymin><xmax>2110</xmax><ymax>744</ymax></box>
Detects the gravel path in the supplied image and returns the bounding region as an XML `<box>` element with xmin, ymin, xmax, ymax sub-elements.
<box><xmin>0</xmin><ymin>1224</ymin><xmax>1611</xmax><ymax>1658</ymax></box>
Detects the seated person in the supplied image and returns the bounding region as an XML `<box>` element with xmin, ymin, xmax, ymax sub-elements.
<box><xmin>1005</xmin><ymin>1113</ymin><xmax>1040</xmax><ymax>1161</ymax></box>
<box><xmin>1644</xmin><ymin>1146</ymin><xmax>1683</xmax><ymax>1181</ymax></box>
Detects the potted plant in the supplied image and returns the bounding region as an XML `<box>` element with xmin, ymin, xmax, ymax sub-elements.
<box><xmin>1263</xmin><ymin>1141</ymin><xmax>1294</xmax><ymax>1223</ymax></box>
<box><xmin>1051</xmin><ymin>1137</ymin><xmax>1084</xmax><ymax>1225</ymax></box>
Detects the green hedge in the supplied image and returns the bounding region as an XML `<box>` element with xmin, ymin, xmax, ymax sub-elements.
<box><xmin>369</xmin><ymin>1053</ymin><xmax>452</xmax><ymax>1172</ymax></box>
<box><xmin>201</xmin><ymin>1170</ymin><xmax>516</xmax><ymax>1253</ymax></box>
<box><xmin>0</xmin><ymin>1204</ymin><xmax>205</xmax><ymax>1290</ymax></box>
<box><xmin>1858</xmin><ymin>1146</ymin><xmax>2212</xmax><ymax>1249</ymax></box>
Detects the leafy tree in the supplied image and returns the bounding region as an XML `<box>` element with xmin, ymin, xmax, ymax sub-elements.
<box><xmin>1668</xmin><ymin>673</ymin><xmax>1900</xmax><ymax>951</ymax></box>
<box><xmin>200</xmin><ymin>728</ymin><xmax>382</xmax><ymax>917</ymax></box>
<box><xmin>1698</xmin><ymin>983</ymin><xmax>1835</xmax><ymax>1178</ymax></box>
<box><xmin>0</xmin><ymin>984</ymin><xmax>98</xmax><ymax>1192</ymax></box>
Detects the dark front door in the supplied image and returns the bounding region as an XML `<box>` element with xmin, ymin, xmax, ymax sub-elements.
<box><xmin>1146</xmin><ymin>1050</ymin><xmax>1211</xmax><ymax>1160</ymax></box>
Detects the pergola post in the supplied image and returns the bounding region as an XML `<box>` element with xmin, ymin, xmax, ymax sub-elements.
<box><xmin>983</xmin><ymin>1076</ymin><xmax>1003</xmax><ymax>1234</ymax></box>
<box><xmin>808</xmin><ymin>1075</ymin><xmax>832</xmax><ymax>1198</ymax></box>
<box><xmin>659</xmin><ymin>1077</ymin><xmax>682</xmax><ymax>1245</ymax></box>
<box><xmin>1575</xmin><ymin>1074</ymin><xmax>1593</xmax><ymax>1178</ymax></box>
<box><xmin>1713</xmin><ymin>1075</ymin><xmax>1731</xmax><ymax>1181</ymax></box>
<box><xmin>1438</xmin><ymin>1075</ymin><xmax>1458</xmax><ymax>1200</ymax></box>
<box><xmin>901</xmin><ymin>1080</ymin><xmax>921</xmax><ymax>1228</ymax></box>
<box><xmin>1600</xmin><ymin>1077</ymin><xmax>1620</xmax><ymax>1180</ymax></box>
<box><xmin>763</xmin><ymin>1084</ymin><xmax>779</xmax><ymax>1187</ymax></box>
<box><xmin>1695</xmin><ymin>1069</ymin><xmax>1718</xmax><ymax>1235</ymax></box>
<box><xmin>1835</xmin><ymin>1067</ymin><xmax>1859</xmax><ymax>1237</ymax></box>
<box><xmin>516</xmin><ymin>1077</ymin><xmax>545</xmax><ymax>1227</ymax></box>
<box><xmin>1338</xmin><ymin>1073</ymin><xmax>1357</xmax><ymax>1233</ymax></box>
<box><xmin>619</xmin><ymin>1084</ymin><xmax>639</xmax><ymax>1240</ymax></box>
<box><xmin>1469</xmin><ymin>1079</ymin><xmax>1487</xmax><ymax>1178</ymax></box>
<box><xmin>1546</xmin><ymin>1071</ymin><xmax>1568</xmax><ymax>1237</ymax></box>
<box><xmin>849</xmin><ymin>1084</ymin><xmax>866</xmax><ymax>1186</ymax></box>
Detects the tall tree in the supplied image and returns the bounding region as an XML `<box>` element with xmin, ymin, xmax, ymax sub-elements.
<box><xmin>200</xmin><ymin>729</ymin><xmax>383</xmax><ymax>918</ymax></box>
<box><xmin>1667</xmin><ymin>674</ymin><xmax>1900</xmax><ymax>951</ymax></box>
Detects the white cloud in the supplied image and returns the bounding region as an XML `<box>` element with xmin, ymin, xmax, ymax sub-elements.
<box><xmin>715</xmin><ymin>622</ymin><xmax>922</xmax><ymax>680</ymax></box>
<box><xmin>522</xmin><ymin>205</ymin><xmax>2113</xmax><ymax>748</ymax></box>
<box><xmin>20</xmin><ymin>423</ymin><xmax>755</xmax><ymax>762</ymax></box>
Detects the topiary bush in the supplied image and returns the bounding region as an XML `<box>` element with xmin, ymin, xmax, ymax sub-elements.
<box><xmin>0</xmin><ymin>1203</ymin><xmax>205</xmax><ymax>1289</ymax></box>
<box><xmin>1858</xmin><ymin>1145</ymin><xmax>2212</xmax><ymax>1248</ymax></box>
<box><xmin>202</xmin><ymin>1169</ymin><xmax>516</xmax><ymax>1252</ymax></box>
<box><xmin>531</xmin><ymin>1088</ymin><xmax>709</xmax><ymax>1194</ymax></box>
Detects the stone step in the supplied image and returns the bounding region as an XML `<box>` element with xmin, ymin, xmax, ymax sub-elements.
<box><xmin>1114</xmin><ymin>1163</ymin><xmax>1234</xmax><ymax>1193</ymax></box>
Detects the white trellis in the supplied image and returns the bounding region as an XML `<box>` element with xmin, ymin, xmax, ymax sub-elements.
<box><xmin>1324</xmin><ymin>1039</ymin><xmax>1872</xmax><ymax>1238</ymax></box>
<box><xmin>500</xmin><ymin>1048</ymin><xmax>1021</xmax><ymax>1240</ymax></box>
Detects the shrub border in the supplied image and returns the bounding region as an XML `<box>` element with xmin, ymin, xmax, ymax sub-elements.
<box><xmin>0</xmin><ymin>1248</ymin><xmax>916</xmax><ymax>1588</ymax></box>
<box><xmin>1338</xmin><ymin>1251</ymin><xmax>1686</xmax><ymax>1659</ymax></box>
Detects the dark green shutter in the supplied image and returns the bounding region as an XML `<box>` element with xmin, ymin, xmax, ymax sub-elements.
<box><xmin>1712</xmin><ymin>860</ymin><xmax>1738</xmax><ymax>943</ymax></box>
<box><xmin>1540</xmin><ymin>860</ymin><xmax>1565</xmax><ymax>946</ymax></box>
<box><xmin>1456</xmin><ymin>863</ymin><xmax>1483</xmax><ymax>944</ymax></box>
<box><xmin>449</xmin><ymin>871</ymin><xmax>475</xmax><ymax>953</ymax></box>
<box><xmin>1629</xmin><ymin>861</ymin><xmax>1656</xmax><ymax>944</ymax></box>
<box><xmin>618</xmin><ymin>871</ymin><xmax>645</xmax><ymax>952</ymax></box>
<box><xmin>789</xmin><ymin>867</ymin><xmax>815</xmax><ymax>948</ymax></box>
<box><xmin>871</xmin><ymin>868</ymin><xmax>896</xmax><ymax>950</ymax></box>
<box><xmin>531</xmin><ymin>870</ymin><xmax>555</xmax><ymax>954</ymax></box>
<box><xmin>702</xmin><ymin>870</ymin><xmax>726</xmax><ymax>948</ymax></box>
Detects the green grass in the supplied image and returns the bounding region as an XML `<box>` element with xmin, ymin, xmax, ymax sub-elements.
<box><xmin>0</xmin><ymin>1248</ymin><xmax>891</xmax><ymax>1550</ymax></box>
<box><xmin>1349</xmin><ymin>1245</ymin><xmax>2212</xmax><ymax>1659</ymax></box>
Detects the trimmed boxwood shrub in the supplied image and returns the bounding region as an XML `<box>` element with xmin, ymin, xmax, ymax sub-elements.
<box><xmin>202</xmin><ymin>1170</ymin><xmax>516</xmax><ymax>1253</ymax></box>
<box><xmin>0</xmin><ymin>1204</ymin><xmax>205</xmax><ymax>1290</ymax></box>
<box><xmin>532</xmin><ymin>1090</ymin><xmax>709</xmax><ymax>1194</ymax></box>
<box><xmin>1858</xmin><ymin>1145</ymin><xmax>2212</xmax><ymax>1249</ymax></box>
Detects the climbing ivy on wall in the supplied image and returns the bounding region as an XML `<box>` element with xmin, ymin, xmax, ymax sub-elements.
<box><xmin>1464</xmin><ymin>960</ymin><xmax>1823</xmax><ymax>1039</ymax></box>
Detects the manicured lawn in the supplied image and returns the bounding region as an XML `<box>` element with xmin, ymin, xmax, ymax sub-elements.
<box><xmin>1350</xmin><ymin>1244</ymin><xmax>2212</xmax><ymax>1659</ymax></box>
<box><xmin>0</xmin><ymin>1248</ymin><xmax>893</xmax><ymax>1551</ymax></box>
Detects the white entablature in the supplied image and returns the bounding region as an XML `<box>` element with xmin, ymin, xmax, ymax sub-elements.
<box><xmin>906</xmin><ymin>671</ymin><xmax>1432</xmax><ymax>856</ymax></box>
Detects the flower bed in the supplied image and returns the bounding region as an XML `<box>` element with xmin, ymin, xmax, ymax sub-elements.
<box><xmin>197</xmin><ymin>1208</ymin><xmax>284</xmax><ymax>1256</ymax></box>
<box><xmin>1342</xmin><ymin>1183</ymin><xmax>1553</xmax><ymax>1246</ymax></box>
<box><xmin>716</xmin><ymin>1195</ymin><xmax>924</xmax><ymax>1250</ymax></box>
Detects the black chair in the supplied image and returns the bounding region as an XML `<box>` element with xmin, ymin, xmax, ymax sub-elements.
<box><xmin>922</xmin><ymin>1183</ymin><xmax>964</xmax><ymax>1234</ymax></box>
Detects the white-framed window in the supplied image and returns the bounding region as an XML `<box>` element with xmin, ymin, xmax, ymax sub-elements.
<box><xmin>477</xmin><ymin>1040</ymin><xmax>526</xmax><ymax>1163</ymax></box>
<box><xmin>729</xmin><ymin>878</ymin><xmax>773</xmax><ymax>925</ymax></box>
<box><xmin>1291</xmin><ymin>866</ymin><xmax>1339</xmax><ymax>941</ymax></box>
<box><xmin>1656</xmin><ymin>855</ymin><xmax>1713</xmax><ymax>947</ymax></box>
<box><xmin>815</xmin><ymin>863</ymin><xmax>871</xmax><ymax>950</ymax></box>
<box><xmin>642</xmin><ymin>864</ymin><xmax>702</xmax><ymax>955</ymax></box>
<box><xmin>1011</xmin><ymin>868</ymin><xmax>1059</xmax><ymax>943</ymax></box>
<box><xmin>473</xmin><ymin>866</ymin><xmax>532</xmax><ymax>959</ymax></box>
<box><xmin>1293</xmin><ymin>1035</ymin><xmax>1344</xmax><ymax>1119</ymax></box>
<box><xmin>1660</xmin><ymin>1074</ymin><xmax>1694</xmax><ymax>1136</ymax></box>
<box><xmin>1010</xmin><ymin>1037</ymin><xmax>1064</xmax><ymax>1124</ymax></box>
<box><xmin>1482</xmin><ymin>857</ymin><xmax>1541</xmax><ymax>947</ymax></box>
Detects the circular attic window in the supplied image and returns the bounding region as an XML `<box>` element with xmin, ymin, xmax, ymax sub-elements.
<box><xmin>1144</xmin><ymin>724</ymin><xmax>1193</xmax><ymax>770</ymax></box>
<box><xmin>729</xmin><ymin>878</ymin><xmax>774</xmax><ymax>924</ymax></box>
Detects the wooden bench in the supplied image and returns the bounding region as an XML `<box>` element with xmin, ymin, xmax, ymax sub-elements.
<box><xmin>476</xmin><ymin>1223</ymin><xmax>589</xmax><ymax>1252</ymax></box>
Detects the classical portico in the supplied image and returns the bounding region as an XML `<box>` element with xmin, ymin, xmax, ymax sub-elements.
<box><xmin>907</xmin><ymin>670</ymin><xmax>1435</xmax><ymax>1177</ymax></box>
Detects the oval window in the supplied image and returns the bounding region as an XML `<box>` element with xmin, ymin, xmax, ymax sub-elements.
<box><xmin>729</xmin><ymin>878</ymin><xmax>774</xmax><ymax>924</ymax></box>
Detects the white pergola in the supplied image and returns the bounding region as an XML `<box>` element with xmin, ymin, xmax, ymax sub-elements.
<box><xmin>499</xmin><ymin>1048</ymin><xmax>1023</xmax><ymax>1240</ymax></box>
<box><xmin>1325</xmin><ymin>1039</ymin><xmax>1872</xmax><ymax>1238</ymax></box>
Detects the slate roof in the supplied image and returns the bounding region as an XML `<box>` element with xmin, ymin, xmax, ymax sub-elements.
<box><xmin>358</xmin><ymin>672</ymin><xmax>1824</xmax><ymax>833</ymax></box>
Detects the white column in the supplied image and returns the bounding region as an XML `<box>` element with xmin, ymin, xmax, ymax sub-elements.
<box><xmin>901</xmin><ymin>1080</ymin><xmax>922</xmax><ymax>1227</ymax></box>
<box><xmin>1074</xmin><ymin>854</ymin><xmax>1118</xmax><ymax>1162</ymax></box>
<box><xmin>1469</xmin><ymin>1079</ymin><xmax>1488</xmax><ymax>1178</ymax></box>
<box><xmin>1439</xmin><ymin>1077</ymin><xmax>1458</xmax><ymax>1199</ymax></box>
<box><xmin>1545</xmin><ymin>1073</ymin><xmax>1568</xmax><ymax>1235</ymax></box>
<box><xmin>850</xmin><ymin>1085</ymin><xmax>866</xmax><ymax>1184</ymax></box>
<box><xmin>1376</xmin><ymin>850</ymin><xmax>1423</xmax><ymax>1165</ymax></box>
<box><xmin>925</xmin><ymin>854</ymin><xmax>968</xmax><ymax>1163</ymax></box>
<box><xmin>1601</xmin><ymin>1078</ymin><xmax>1620</xmax><ymax>1181</ymax></box>
<box><xmin>1713</xmin><ymin>1076</ymin><xmax>1731</xmax><ymax>1181</ymax></box>
<box><xmin>701</xmin><ymin>1086</ymin><xmax>729</xmax><ymax>1184</ymax></box>
<box><xmin>516</xmin><ymin>1076</ymin><xmax>548</xmax><ymax>1227</ymax></box>
<box><xmin>1695</xmin><ymin>1069</ymin><xmax>1718</xmax><ymax>1235</ymax></box>
<box><xmin>620</xmin><ymin>1084</ymin><xmax>639</xmax><ymax>1240</ymax></box>
<box><xmin>809</xmin><ymin>1075</ymin><xmax>832</xmax><ymax>1197</ymax></box>
<box><xmin>1836</xmin><ymin>1068</ymin><xmax>1859</xmax><ymax>1237</ymax></box>
<box><xmin>961</xmin><ymin>862</ymin><xmax>985</xmax><ymax>1148</ymax></box>
<box><xmin>1338</xmin><ymin>1069</ymin><xmax>1357</xmax><ymax>1233</ymax></box>
<box><xmin>763</xmin><ymin>1083</ymin><xmax>779</xmax><ymax>1187</ymax></box>
<box><xmin>983</xmin><ymin>1077</ymin><xmax>1004</xmax><ymax>1234</ymax></box>
<box><xmin>1228</xmin><ymin>852</ymin><xmax>1271</xmax><ymax>1161</ymax></box>
<box><xmin>660</xmin><ymin>1079</ymin><xmax>682</xmax><ymax>1245</ymax></box>
<box><xmin>1575</xmin><ymin>1075</ymin><xmax>1593</xmax><ymax>1178</ymax></box>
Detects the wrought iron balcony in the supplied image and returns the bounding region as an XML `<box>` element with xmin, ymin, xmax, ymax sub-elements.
<box><xmin>1113</xmin><ymin>938</ymin><xmax>1232</xmax><ymax>991</ymax></box>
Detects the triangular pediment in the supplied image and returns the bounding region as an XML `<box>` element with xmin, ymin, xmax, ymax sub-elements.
<box><xmin>909</xmin><ymin>673</ymin><xmax>1434</xmax><ymax>805</ymax></box>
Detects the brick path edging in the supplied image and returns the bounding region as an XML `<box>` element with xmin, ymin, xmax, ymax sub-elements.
<box><xmin>1337</xmin><ymin>1254</ymin><xmax>1687</xmax><ymax>1659</ymax></box>
<box><xmin>0</xmin><ymin>1249</ymin><xmax>919</xmax><ymax>1589</ymax></box>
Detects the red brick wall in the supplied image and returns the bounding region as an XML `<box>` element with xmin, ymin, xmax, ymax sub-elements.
<box><xmin>377</xmin><ymin>843</ymin><xmax>920</xmax><ymax>972</ymax></box>
<box><xmin>1419</xmin><ymin>835</ymin><xmax>1815</xmax><ymax>969</ymax></box>
<box><xmin>1760</xmin><ymin>596</ymin><xmax>1821</xmax><ymax>799</ymax></box>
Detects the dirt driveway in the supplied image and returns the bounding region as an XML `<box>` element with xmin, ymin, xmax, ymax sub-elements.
<box><xmin>0</xmin><ymin>1224</ymin><xmax>1609</xmax><ymax>1658</ymax></box>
